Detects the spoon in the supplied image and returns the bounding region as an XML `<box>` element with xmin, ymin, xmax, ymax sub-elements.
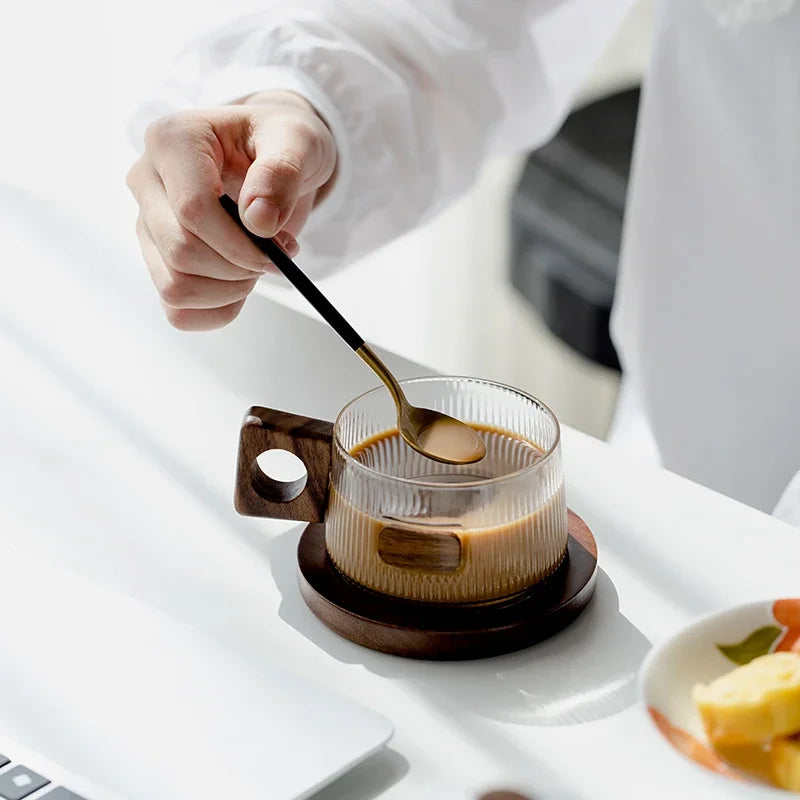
<box><xmin>220</xmin><ymin>194</ymin><xmax>486</xmax><ymax>465</ymax></box>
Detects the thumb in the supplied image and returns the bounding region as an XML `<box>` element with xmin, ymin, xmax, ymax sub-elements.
<box><xmin>239</xmin><ymin>115</ymin><xmax>335</xmax><ymax>237</ymax></box>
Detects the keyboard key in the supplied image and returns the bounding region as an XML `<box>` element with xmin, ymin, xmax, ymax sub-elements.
<box><xmin>0</xmin><ymin>756</ymin><xmax>8</xmax><ymax>769</ymax></box>
<box><xmin>43</xmin><ymin>790</ymin><xmax>87</xmax><ymax>800</ymax></box>
<box><xmin>0</xmin><ymin>765</ymin><xmax>50</xmax><ymax>799</ymax></box>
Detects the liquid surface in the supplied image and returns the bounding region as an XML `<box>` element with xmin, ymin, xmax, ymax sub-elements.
<box><xmin>351</xmin><ymin>423</ymin><xmax>545</xmax><ymax>484</ymax></box>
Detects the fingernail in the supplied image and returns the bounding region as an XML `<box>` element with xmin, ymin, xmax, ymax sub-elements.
<box><xmin>274</xmin><ymin>232</ymin><xmax>300</xmax><ymax>257</ymax></box>
<box><xmin>243</xmin><ymin>197</ymin><xmax>280</xmax><ymax>234</ymax></box>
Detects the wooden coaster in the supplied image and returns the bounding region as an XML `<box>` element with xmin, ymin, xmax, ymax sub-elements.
<box><xmin>297</xmin><ymin>510</ymin><xmax>598</xmax><ymax>660</ymax></box>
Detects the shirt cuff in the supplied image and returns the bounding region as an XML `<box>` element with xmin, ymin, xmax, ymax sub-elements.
<box><xmin>773</xmin><ymin>469</ymin><xmax>800</xmax><ymax>529</ymax></box>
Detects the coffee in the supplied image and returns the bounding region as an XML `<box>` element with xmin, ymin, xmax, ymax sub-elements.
<box><xmin>325</xmin><ymin>424</ymin><xmax>568</xmax><ymax>603</ymax></box>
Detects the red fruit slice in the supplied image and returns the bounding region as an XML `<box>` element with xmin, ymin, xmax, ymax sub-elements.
<box><xmin>776</xmin><ymin>628</ymin><xmax>800</xmax><ymax>653</ymax></box>
<box><xmin>773</xmin><ymin>599</ymin><xmax>800</xmax><ymax>628</ymax></box>
<box><xmin>649</xmin><ymin>707</ymin><xmax>741</xmax><ymax>779</ymax></box>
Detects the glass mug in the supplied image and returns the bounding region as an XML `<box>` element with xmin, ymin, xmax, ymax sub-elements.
<box><xmin>235</xmin><ymin>377</ymin><xmax>568</xmax><ymax>604</ymax></box>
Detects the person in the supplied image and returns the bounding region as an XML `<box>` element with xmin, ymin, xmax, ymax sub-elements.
<box><xmin>127</xmin><ymin>1</ymin><xmax>800</xmax><ymax>526</ymax></box>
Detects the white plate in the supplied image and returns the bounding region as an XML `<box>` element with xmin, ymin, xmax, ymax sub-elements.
<box><xmin>638</xmin><ymin>598</ymin><xmax>800</xmax><ymax>796</ymax></box>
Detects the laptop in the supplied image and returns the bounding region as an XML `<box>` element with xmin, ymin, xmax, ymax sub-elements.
<box><xmin>0</xmin><ymin>548</ymin><xmax>393</xmax><ymax>800</ymax></box>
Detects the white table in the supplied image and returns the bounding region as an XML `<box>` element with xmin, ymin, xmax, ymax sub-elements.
<box><xmin>2</xmin><ymin>184</ymin><xmax>799</xmax><ymax>800</ymax></box>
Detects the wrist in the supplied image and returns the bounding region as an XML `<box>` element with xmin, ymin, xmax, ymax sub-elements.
<box><xmin>239</xmin><ymin>89</ymin><xmax>317</xmax><ymax>116</ymax></box>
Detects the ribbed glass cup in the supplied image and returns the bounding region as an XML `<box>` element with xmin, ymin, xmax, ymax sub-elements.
<box><xmin>326</xmin><ymin>377</ymin><xmax>567</xmax><ymax>603</ymax></box>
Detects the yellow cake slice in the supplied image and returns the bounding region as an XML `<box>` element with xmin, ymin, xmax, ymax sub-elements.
<box><xmin>772</xmin><ymin>735</ymin><xmax>800</xmax><ymax>791</ymax></box>
<box><xmin>692</xmin><ymin>652</ymin><xmax>800</xmax><ymax>745</ymax></box>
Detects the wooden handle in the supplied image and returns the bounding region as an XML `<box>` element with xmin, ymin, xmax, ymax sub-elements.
<box><xmin>235</xmin><ymin>406</ymin><xmax>334</xmax><ymax>522</ymax></box>
<box><xmin>377</xmin><ymin>526</ymin><xmax>462</xmax><ymax>573</ymax></box>
<box><xmin>219</xmin><ymin>194</ymin><xmax>364</xmax><ymax>351</ymax></box>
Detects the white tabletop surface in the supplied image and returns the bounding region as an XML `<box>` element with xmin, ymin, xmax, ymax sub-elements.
<box><xmin>2</xmin><ymin>183</ymin><xmax>799</xmax><ymax>800</ymax></box>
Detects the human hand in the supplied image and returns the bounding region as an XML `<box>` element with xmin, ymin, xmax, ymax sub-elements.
<box><xmin>126</xmin><ymin>90</ymin><xmax>337</xmax><ymax>330</ymax></box>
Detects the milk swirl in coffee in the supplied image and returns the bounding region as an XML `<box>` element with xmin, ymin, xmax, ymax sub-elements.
<box><xmin>325</xmin><ymin>424</ymin><xmax>568</xmax><ymax>603</ymax></box>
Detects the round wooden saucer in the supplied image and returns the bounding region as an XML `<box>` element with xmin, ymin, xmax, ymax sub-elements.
<box><xmin>297</xmin><ymin>510</ymin><xmax>598</xmax><ymax>660</ymax></box>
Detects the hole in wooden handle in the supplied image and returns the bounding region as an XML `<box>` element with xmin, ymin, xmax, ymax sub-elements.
<box><xmin>251</xmin><ymin>449</ymin><xmax>308</xmax><ymax>503</ymax></box>
<box><xmin>377</xmin><ymin>526</ymin><xmax>462</xmax><ymax>572</ymax></box>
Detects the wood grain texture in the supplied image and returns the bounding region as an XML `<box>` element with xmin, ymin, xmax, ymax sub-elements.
<box><xmin>567</xmin><ymin>508</ymin><xmax>597</xmax><ymax>558</ymax></box>
<box><xmin>235</xmin><ymin>406</ymin><xmax>334</xmax><ymax>522</ymax></box>
<box><xmin>377</xmin><ymin>526</ymin><xmax>462</xmax><ymax>572</ymax></box>
<box><xmin>297</xmin><ymin>510</ymin><xmax>598</xmax><ymax>660</ymax></box>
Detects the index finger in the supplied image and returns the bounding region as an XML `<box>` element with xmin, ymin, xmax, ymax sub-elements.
<box><xmin>148</xmin><ymin>132</ymin><xmax>269</xmax><ymax>274</ymax></box>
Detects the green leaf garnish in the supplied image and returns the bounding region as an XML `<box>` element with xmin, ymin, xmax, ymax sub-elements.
<box><xmin>716</xmin><ymin>625</ymin><xmax>782</xmax><ymax>665</ymax></box>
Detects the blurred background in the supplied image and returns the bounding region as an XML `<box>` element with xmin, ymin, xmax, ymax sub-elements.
<box><xmin>1</xmin><ymin>0</ymin><xmax>654</xmax><ymax>440</ymax></box>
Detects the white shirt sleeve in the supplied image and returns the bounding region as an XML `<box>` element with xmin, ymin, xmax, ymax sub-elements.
<box><xmin>774</xmin><ymin>471</ymin><xmax>800</xmax><ymax>529</ymax></box>
<box><xmin>132</xmin><ymin>0</ymin><xmax>635</xmax><ymax>276</ymax></box>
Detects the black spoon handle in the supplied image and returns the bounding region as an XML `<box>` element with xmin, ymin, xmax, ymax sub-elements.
<box><xmin>220</xmin><ymin>194</ymin><xmax>364</xmax><ymax>351</ymax></box>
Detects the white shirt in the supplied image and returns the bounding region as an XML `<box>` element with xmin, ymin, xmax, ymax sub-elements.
<box><xmin>613</xmin><ymin>0</ymin><xmax>800</xmax><ymax>522</ymax></box>
<box><xmin>135</xmin><ymin>0</ymin><xmax>800</xmax><ymax>524</ymax></box>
